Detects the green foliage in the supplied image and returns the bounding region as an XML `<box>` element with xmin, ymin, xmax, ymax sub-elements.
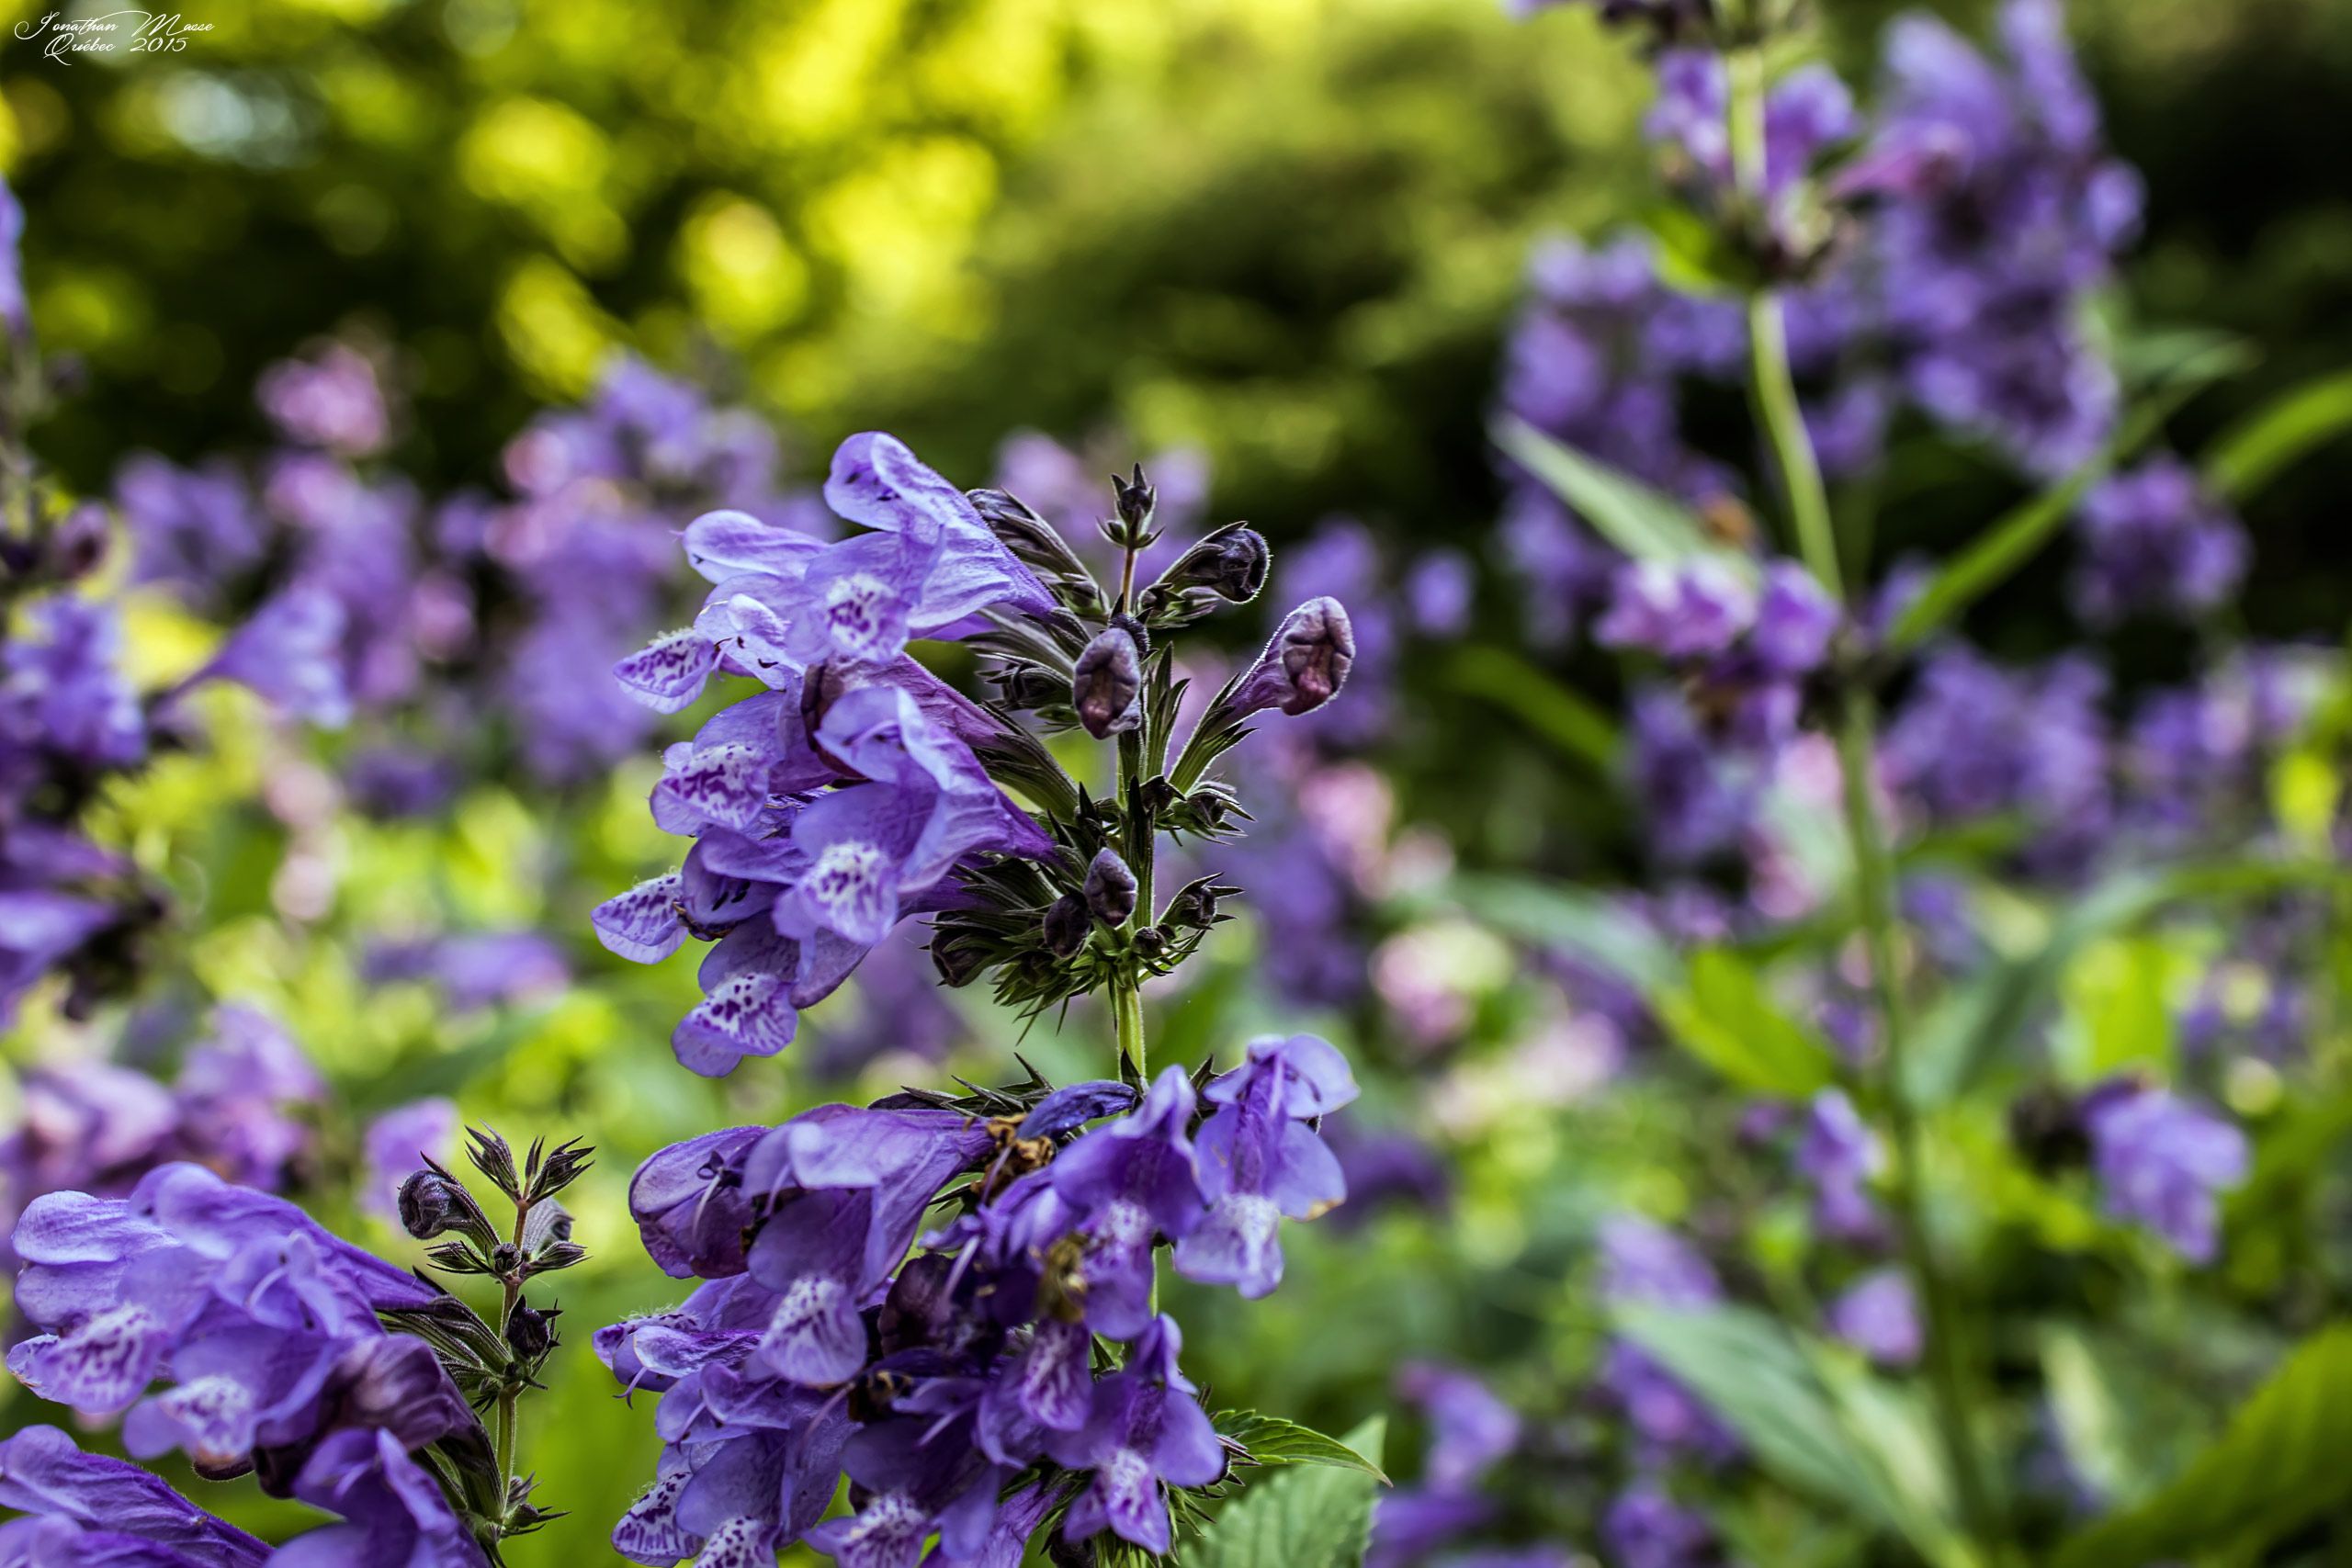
<box><xmin>2202</xmin><ymin>365</ymin><xmax>2352</xmax><ymax>503</ymax></box>
<box><xmin>1493</xmin><ymin>415</ymin><xmax>1757</xmax><ymax>581</ymax></box>
<box><xmin>2053</xmin><ymin>1325</ymin><xmax>2352</xmax><ymax>1568</ymax></box>
<box><xmin>1191</xmin><ymin>1416</ymin><xmax>1387</xmax><ymax>1568</ymax></box>
<box><xmin>1653</xmin><ymin>949</ymin><xmax>1839</xmax><ymax>1099</ymax></box>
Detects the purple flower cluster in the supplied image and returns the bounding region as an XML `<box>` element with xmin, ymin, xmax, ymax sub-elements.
<box><xmin>3</xmin><ymin>1163</ymin><xmax>489</xmax><ymax>1565</ymax></box>
<box><xmin>594</xmin><ymin>435</ymin><xmax>1061</xmax><ymax>1074</ymax></box>
<box><xmin>599</xmin><ymin>1035</ymin><xmax>1357</xmax><ymax>1562</ymax></box>
<box><xmin>2071</xmin><ymin>457</ymin><xmax>2249</xmax><ymax>626</ymax></box>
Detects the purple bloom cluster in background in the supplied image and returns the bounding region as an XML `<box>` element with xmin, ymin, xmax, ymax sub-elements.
<box><xmin>601</xmin><ymin>1036</ymin><xmax>1358</xmax><ymax>1562</ymax></box>
<box><xmin>2083</xmin><ymin>1081</ymin><xmax>2248</xmax><ymax>1263</ymax></box>
<box><xmin>1367</xmin><ymin>1361</ymin><xmax>1525</xmax><ymax>1568</ymax></box>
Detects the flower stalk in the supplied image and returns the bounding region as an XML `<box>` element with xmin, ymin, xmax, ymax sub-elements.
<box><xmin>1725</xmin><ymin>35</ymin><xmax>2002</xmax><ymax>1556</ymax></box>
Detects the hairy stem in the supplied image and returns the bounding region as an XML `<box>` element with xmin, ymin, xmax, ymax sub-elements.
<box><xmin>1727</xmin><ymin>38</ymin><xmax>2000</xmax><ymax>1554</ymax></box>
<box><xmin>494</xmin><ymin>1193</ymin><xmax>526</xmax><ymax>1522</ymax></box>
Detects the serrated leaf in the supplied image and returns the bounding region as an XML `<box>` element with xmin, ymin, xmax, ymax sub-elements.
<box><xmin>1654</xmin><ymin>948</ymin><xmax>1838</xmax><ymax>1098</ymax></box>
<box><xmin>1493</xmin><ymin>415</ymin><xmax>1758</xmax><ymax>582</ymax></box>
<box><xmin>2203</xmin><ymin>366</ymin><xmax>2352</xmax><ymax>503</ymax></box>
<box><xmin>1214</xmin><ymin>1412</ymin><xmax>1388</xmax><ymax>1481</ymax></box>
<box><xmin>2052</xmin><ymin>1325</ymin><xmax>2352</xmax><ymax>1568</ymax></box>
<box><xmin>1190</xmin><ymin>1416</ymin><xmax>1387</xmax><ymax>1568</ymax></box>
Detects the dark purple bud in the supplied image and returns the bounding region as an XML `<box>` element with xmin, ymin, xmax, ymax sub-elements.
<box><xmin>1073</xmin><ymin>627</ymin><xmax>1143</xmax><ymax>739</ymax></box>
<box><xmin>1232</xmin><ymin>596</ymin><xmax>1355</xmax><ymax>716</ymax></box>
<box><xmin>505</xmin><ymin>1300</ymin><xmax>561</xmax><ymax>1361</ymax></box>
<box><xmin>1166</xmin><ymin>875</ymin><xmax>1240</xmax><ymax>930</ymax></box>
<box><xmin>1154</xmin><ymin>522</ymin><xmax>1271</xmax><ymax>607</ymax></box>
<box><xmin>397</xmin><ymin>1168</ymin><xmax>492</xmax><ymax>1243</ymax></box>
<box><xmin>1113</xmin><ymin>463</ymin><xmax>1156</xmax><ymax>534</ymax></box>
<box><xmin>1043</xmin><ymin>893</ymin><xmax>1091</xmax><ymax>958</ymax></box>
<box><xmin>1085</xmin><ymin>848</ymin><xmax>1137</xmax><ymax>926</ymax></box>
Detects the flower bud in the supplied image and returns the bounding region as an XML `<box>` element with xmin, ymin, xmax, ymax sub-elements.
<box><xmin>505</xmin><ymin>1300</ymin><xmax>561</xmax><ymax>1362</ymax></box>
<box><xmin>1072</xmin><ymin>627</ymin><xmax>1143</xmax><ymax>739</ymax></box>
<box><xmin>1148</xmin><ymin>522</ymin><xmax>1270</xmax><ymax>611</ymax></box>
<box><xmin>1084</xmin><ymin>848</ymin><xmax>1138</xmax><ymax>926</ymax></box>
<box><xmin>1112</xmin><ymin>464</ymin><xmax>1156</xmax><ymax>536</ymax></box>
<box><xmin>1232</xmin><ymin>596</ymin><xmax>1355</xmax><ymax>717</ymax></box>
<box><xmin>1165</xmin><ymin>875</ymin><xmax>1240</xmax><ymax>930</ymax></box>
<box><xmin>397</xmin><ymin>1168</ymin><xmax>491</xmax><ymax>1243</ymax></box>
<box><xmin>1042</xmin><ymin>893</ymin><xmax>1091</xmax><ymax>958</ymax></box>
<box><xmin>968</xmin><ymin>487</ymin><xmax>1094</xmax><ymax>587</ymax></box>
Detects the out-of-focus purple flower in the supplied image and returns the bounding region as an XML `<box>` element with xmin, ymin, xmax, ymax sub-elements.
<box><xmin>1597</xmin><ymin>1216</ymin><xmax>1739</xmax><ymax>1463</ymax></box>
<box><xmin>1827</xmin><ymin>1268</ymin><xmax>1922</xmax><ymax>1368</ymax></box>
<box><xmin>113</xmin><ymin>455</ymin><xmax>266</xmax><ymax>596</ymax></box>
<box><xmin>1626</xmin><ymin>687</ymin><xmax>1760</xmax><ymax>867</ymax></box>
<box><xmin>1881</xmin><ymin>648</ymin><xmax>2111</xmax><ymax>874</ymax></box>
<box><xmin>2084</xmin><ymin>1083</ymin><xmax>2247</xmax><ymax>1263</ymax></box>
<box><xmin>361</xmin><ymin>1098</ymin><xmax>459</xmax><ymax>1221</ymax></box>
<box><xmin>1859</xmin><ymin>0</ymin><xmax>2141</xmax><ymax>475</ymax></box>
<box><xmin>1598</xmin><ymin>560</ymin><xmax>1757</xmax><ymax>661</ymax></box>
<box><xmin>1645</xmin><ymin>51</ymin><xmax>1859</xmax><ymax>211</ymax></box>
<box><xmin>1323</xmin><ymin>1111</ymin><xmax>1450</xmax><ymax>1225</ymax></box>
<box><xmin>171</xmin><ymin>1003</ymin><xmax>323</xmax><ymax>1190</ymax></box>
<box><xmin>1406</xmin><ymin>550</ymin><xmax>1476</xmax><ymax>637</ymax></box>
<box><xmin>2072</xmin><ymin>457</ymin><xmax>2248</xmax><ymax>626</ymax></box>
<box><xmin>1601</xmin><ymin>1480</ymin><xmax>1721</xmax><ymax>1568</ymax></box>
<box><xmin>256</xmin><ymin>343</ymin><xmax>392</xmax><ymax>457</ymax></box>
<box><xmin>1796</xmin><ymin>1089</ymin><xmax>1883</xmax><ymax>1243</ymax></box>
<box><xmin>0</xmin><ymin>176</ymin><xmax>26</xmax><ymax>338</ymax></box>
<box><xmin>3</xmin><ymin>596</ymin><xmax>146</xmax><ymax>774</ymax></box>
<box><xmin>807</xmin><ymin>923</ymin><xmax>965</xmax><ymax>1077</ymax></box>
<box><xmin>1397</xmin><ymin>1361</ymin><xmax>1519</xmax><ymax>1492</ymax></box>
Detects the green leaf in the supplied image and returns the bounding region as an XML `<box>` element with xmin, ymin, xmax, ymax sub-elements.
<box><xmin>1443</xmin><ymin>645</ymin><xmax>1618</xmax><ymax>772</ymax></box>
<box><xmin>1447</xmin><ymin>874</ymin><xmax>1679</xmax><ymax>994</ymax></box>
<box><xmin>2052</xmin><ymin>1325</ymin><xmax>2352</xmax><ymax>1568</ymax></box>
<box><xmin>1492</xmin><ymin>415</ymin><xmax>1757</xmax><ymax>581</ymax></box>
<box><xmin>2203</xmin><ymin>366</ymin><xmax>2352</xmax><ymax>503</ymax></box>
<box><xmin>1214</xmin><ymin>1411</ymin><xmax>1389</xmax><ymax>1481</ymax></box>
<box><xmin>1887</xmin><ymin>389</ymin><xmax>2187</xmax><ymax>652</ymax></box>
<box><xmin>1191</xmin><ymin>1416</ymin><xmax>1387</xmax><ymax>1568</ymax></box>
<box><xmin>1653</xmin><ymin>948</ymin><xmax>1838</xmax><ymax>1097</ymax></box>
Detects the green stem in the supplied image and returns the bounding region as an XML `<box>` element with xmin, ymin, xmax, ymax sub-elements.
<box><xmin>1727</xmin><ymin>38</ymin><xmax>1999</xmax><ymax>1554</ymax></box>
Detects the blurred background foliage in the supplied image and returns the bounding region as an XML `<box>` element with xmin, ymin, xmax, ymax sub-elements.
<box><xmin>7</xmin><ymin>0</ymin><xmax>2352</xmax><ymax>1560</ymax></box>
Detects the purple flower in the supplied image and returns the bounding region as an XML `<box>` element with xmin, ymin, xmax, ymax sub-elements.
<box><xmin>1860</xmin><ymin>0</ymin><xmax>2141</xmax><ymax>475</ymax></box>
<box><xmin>112</xmin><ymin>455</ymin><xmax>268</xmax><ymax>598</ymax></box>
<box><xmin>1231</xmin><ymin>596</ymin><xmax>1357</xmax><ymax>719</ymax></box>
<box><xmin>1597</xmin><ymin>560</ymin><xmax>1758</xmax><ymax>661</ymax></box>
<box><xmin>0</xmin><ymin>1425</ymin><xmax>269</xmax><ymax>1567</ymax></box>
<box><xmin>1796</xmin><ymin>1089</ymin><xmax>1883</xmax><ymax>1243</ymax></box>
<box><xmin>1175</xmin><ymin>1034</ymin><xmax>1357</xmax><ymax>1300</ymax></box>
<box><xmin>2072</xmin><ymin>457</ymin><xmax>2248</xmax><ymax>626</ymax></box>
<box><xmin>0</xmin><ymin>176</ymin><xmax>24</xmax><ymax>339</ymax></box>
<box><xmin>1396</xmin><ymin>1361</ymin><xmax>1519</xmax><ymax>1492</ymax></box>
<box><xmin>2084</xmin><ymin>1084</ymin><xmax>2248</xmax><ymax>1263</ymax></box>
<box><xmin>4</xmin><ymin>596</ymin><xmax>146</xmax><ymax>773</ymax></box>
<box><xmin>169</xmin><ymin>1004</ymin><xmax>323</xmax><ymax>1191</ymax></box>
<box><xmin>1601</xmin><ymin>1480</ymin><xmax>1721</xmax><ymax>1568</ymax></box>
<box><xmin>1051</xmin><ymin>1068</ymin><xmax>1208</xmax><ymax>1337</ymax></box>
<box><xmin>1827</xmin><ymin>1269</ymin><xmax>1922</xmax><ymax>1368</ymax></box>
<box><xmin>256</xmin><ymin>343</ymin><xmax>392</xmax><ymax>457</ymax></box>
<box><xmin>361</xmin><ymin>1098</ymin><xmax>459</xmax><ymax>1221</ymax></box>
<box><xmin>1625</xmin><ymin>687</ymin><xmax>1761</xmax><ymax>867</ymax></box>
<box><xmin>7</xmin><ymin>1163</ymin><xmax>438</xmax><ymax>1423</ymax></box>
<box><xmin>1045</xmin><ymin>1316</ymin><xmax>1226</xmax><ymax>1555</ymax></box>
